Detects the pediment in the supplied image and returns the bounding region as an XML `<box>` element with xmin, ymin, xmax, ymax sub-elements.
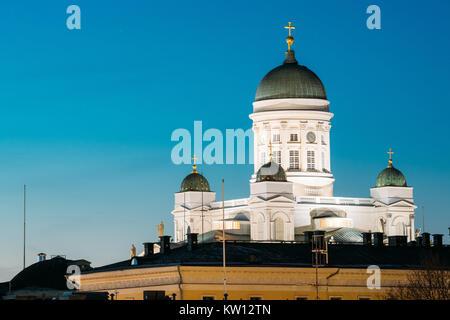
<box><xmin>248</xmin><ymin>194</ymin><xmax>295</xmax><ymax>204</ymax></box>
<box><xmin>373</xmin><ymin>199</ymin><xmax>416</xmax><ymax>208</ymax></box>
<box><xmin>189</xmin><ymin>205</ymin><xmax>211</xmax><ymax>212</ymax></box>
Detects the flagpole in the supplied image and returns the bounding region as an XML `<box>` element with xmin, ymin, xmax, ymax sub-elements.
<box><xmin>222</xmin><ymin>179</ymin><xmax>227</xmax><ymax>299</ymax></box>
<box><xmin>23</xmin><ymin>184</ymin><xmax>26</xmax><ymax>270</ymax></box>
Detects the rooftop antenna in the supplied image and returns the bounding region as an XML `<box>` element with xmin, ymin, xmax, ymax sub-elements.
<box><xmin>23</xmin><ymin>184</ymin><xmax>26</xmax><ymax>270</ymax></box>
<box><xmin>222</xmin><ymin>179</ymin><xmax>227</xmax><ymax>300</ymax></box>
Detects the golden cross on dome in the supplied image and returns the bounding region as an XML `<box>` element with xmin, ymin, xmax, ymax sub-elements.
<box><xmin>284</xmin><ymin>21</ymin><xmax>295</xmax><ymax>51</ymax></box>
<box><xmin>387</xmin><ymin>148</ymin><xmax>394</xmax><ymax>168</ymax></box>
<box><xmin>192</xmin><ymin>154</ymin><xmax>198</xmax><ymax>173</ymax></box>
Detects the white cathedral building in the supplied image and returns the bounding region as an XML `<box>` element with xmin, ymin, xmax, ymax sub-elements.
<box><xmin>171</xmin><ymin>26</ymin><xmax>417</xmax><ymax>244</ymax></box>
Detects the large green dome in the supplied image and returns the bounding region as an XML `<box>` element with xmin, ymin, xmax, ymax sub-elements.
<box><xmin>376</xmin><ymin>166</ymin><xmax>407</xmax><ymax>187</ymax></box>
<box><xmin>256</xmin><ymin>161</ymin><xmax>287</xmax><ymax>182</ymax></box>
<box><xmin>255</xmin><ymin>51</ymin><xmax>327</xmax><ymax>102</ymax></box>
<box><xmin>180</xmin><ymin>171</ymin><xmax>210</xmax><ymax>192</ymax></box>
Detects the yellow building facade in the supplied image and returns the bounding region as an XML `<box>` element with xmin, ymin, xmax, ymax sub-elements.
<box><xmin>75</xmin><ymin>265</ymin><xmax>411</xmax><ymax>300</ymax></box>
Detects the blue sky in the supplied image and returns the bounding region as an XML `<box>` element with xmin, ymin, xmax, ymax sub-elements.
<box><xmin>0</xmin><ymin>0</ymin><xmax>449</xmax><ymax>281</ymax></box>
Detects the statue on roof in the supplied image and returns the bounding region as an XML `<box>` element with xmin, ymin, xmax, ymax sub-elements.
<box><xmin>157</xmin><ymin>221</ymin><xmax>164</xmax><ymax>237</ymax></box>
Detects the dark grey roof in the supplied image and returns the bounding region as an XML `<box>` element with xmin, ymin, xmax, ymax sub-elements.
<box><xmin>330</xmin><ymin>228</ymin><xmax>363</xmax><ymax>243</ymax></box>
<box><xmin>256</xmin><ymin>161</ymin><xmax>287</xmax><ymax>182</ymax></box>
<box><xmin>85</xmin><ymin>242</ymin><xmax>450</xmax><ymax>274</ymax></box>
<box><xmin>376</xmin><ymin>165</ymin><xmax>407</xmax><ymax>188</ymax></box>
<box><xmin>6</xmin><ymin>257</ymin><xmax>92</xmax><ymax>291</ymax></box>
<box><xmin>180</xmin><ymin>172</ymin><xmax>210</xmax><ymax>192</ymax></box>
<box><xmin>255</xmin><ymin>51</ymin><xmax>327</xmax><ymax>102</ymax></box>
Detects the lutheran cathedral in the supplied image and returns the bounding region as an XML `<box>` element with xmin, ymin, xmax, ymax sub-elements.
<box><xmin>171</xmin><ymin>22</ymin><xmax>416</xmax><ymax>244</ymax></box>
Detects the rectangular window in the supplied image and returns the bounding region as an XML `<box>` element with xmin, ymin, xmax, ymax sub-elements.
<box><xmin>202</xmin><ymin>296</ymin><xmax>215</xmax><ymax>300</ymax></box>
<box><xmin>330</xmin><ymin>297</ymin><xmax>342</xmax><ymax>300</ymax></box>
<box><xmin>143</xmin><ymin>291</ymin><xmax>166</xmax><ymax>300</ymax></box>
<box><xmin>273</xmin><ymin>150</ymin><xmax>281</xmax><ymax>165</ymax></box>
<box><xmin>272</xmin><ymin>133</ymin><xmax>280</xmax><ymax>142</ymax></box>
<box><xmin>289</xmin><ymin>150</ymin><xmax>299</xmax><ymax>169</ymax></box>
<box><xmin>307</xmin><ymin>151</ymin><xmax>315</xmax><ymax>171</ymax></box>
<box><xmin>290</xmin><ymin>133</ymin><xmax>298</xmax><ymax>142</ymax></box>
<box><xmin>250</xmin><ymin>296</ymin><xmax>262</xmax><ymax>300</ymax></box>
<box><xmin>322</xmin><ymin>152</ymin><xmax>325</xmax><ymax>170</ymax></box>
<box><xmin>260</xmin><ymin>152</ymin><xmax>266</xmax><ymax>164</ymax></box>
<box><xmin>296</xmin><ymin>297</ymin><xmax>308</xmax><ymax>300</ymax></box>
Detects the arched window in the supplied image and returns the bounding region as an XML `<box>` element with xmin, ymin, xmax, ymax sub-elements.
<box><xmin>257</xmin><ymin>216</ymin><xmax>264</xmax><ymax>240</ymax></box>
<box><xmin>395</xmin><ymin>222</ymin><xmax>405</xmax><ymax>235</ymax></box>
<box><xmin>322</xmin><ymin>152</ymin><xmax>325</xmax><ymax>170</ymax></box>
<box><xmin>274</xmin><ymin>218</ymin><xmax>284</xmax><ymax>240</ymax></box>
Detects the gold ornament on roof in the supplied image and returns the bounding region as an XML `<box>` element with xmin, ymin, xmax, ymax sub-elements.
<box><xmin>192</xmin><ymin>154</ymin><xmax>198</xmax><ymax>173</ymax></box>
<box><xmin>387</xmin><ymin>148</ymin><xmax>394</xmax><ymax>168</ymax></box>
<box><xmin>157</xmin><ymin>221</ymin><xmax>164</xmax><ymax>237</ymax></box>
<box><xmin>284</xmin><ymin>21</ymin><xmax>295</xmax><ymax>51</ymax></box>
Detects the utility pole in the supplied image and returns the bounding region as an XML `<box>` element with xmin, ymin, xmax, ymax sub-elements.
<box><xmin>183</xmin><ymin>192</ymin><xmax>186</xmax><ymax>242</ymax></box>
<box><xmin>222</xmin><ymin>179</ymin><xmax>227</xmax><ymax>300</ymax></box>
<box><xmin>201</xmin><ymin>187</ymin><xmax>204</xmax><ymax>243</ymax></box>
<box><xmin>422</xmin><ymin>206</ymin><xmax>425</xmax><ymax>233</ymax></box>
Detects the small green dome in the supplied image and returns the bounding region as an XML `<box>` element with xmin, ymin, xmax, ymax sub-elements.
<box><xmin>180</xmin><ymin>172</ymin><xmax>210</xmax><ymax>192</ymax></box>
<box><xmin>255</xmin><ymin>51</ymin><xmax>327</xmax><ymax>102</ymax></box>
<box><xmin>256</xmin><ymin>161</ymin><xmax>287</xmax><ymax>182</ymax></box>
<box><xmin>376</xmin><ymin>166</ymin><xmax>407</xmax><ymax>187</ymax></box>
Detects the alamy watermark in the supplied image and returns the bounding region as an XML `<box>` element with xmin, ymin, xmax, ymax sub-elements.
<box><xmin>366</xmin><ymin>265</ymin><xmax>381</xmax><ymax>290</ymax></box>
<box><xmin>367</xmin><ymin>5</ymin><xmax>381</xmax><ymax>30</ymax></box>
<box><xmin>66</xmin><ymin>264</ymin><xmax>81</xmax><ymax>289</ymax></box>
<box><xmin>66</xmin><ymin>5</ymin><xmax>81</xmax><ymax>30</ymax></box>
<box><xmin>171</xmin><ymin>121</ymin><xmax>254</xmax><ymax>166</ymax></box>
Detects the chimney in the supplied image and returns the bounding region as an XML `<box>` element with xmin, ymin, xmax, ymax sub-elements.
<box><xmin>143</xmin><ymin>242</ymin><xmax>155</xmax><ymax>256</ymax></box>
<box><xmin>37</xmin><ymin>253</ymin><xmax>46</xmax><ymax>262</ymax></box>
<box><xmin>422</xmin><ymin>232</ymin><xmax>431</xmax><ymax>247</ymax></box>
<box><xmin>38</xmin><ymin>252</ymin><xmax>47</xmax><ymax>262</ymax></box>
<box><xmin>304</xmin><ymin>231</ymin><xmax>314</xmax><ymax>243</ymax></box>
<box><xmin>432</xmin><ymin>234</ymin><xmax>443</xmax><ymax>247</ymax></box>
<box><xmin>159</xmin><ymin>236</ymin><xmax>171</xmax><ymax>254</ymax></box>
<box><xmin>362</xmin><ymin>232</ymin><xmax>372</xmax><ymax>246</ymax></box>
<box><xmin>388</xmin><ymin>236</ymin><xmax>407</xmax><ymax>247</ymax></box>
<box><xmin>373</xmin><ymin>232</ymin><xmax>384</xmax><ymax>247</ymax></box>
<box><xmin>416</xmin><ymin>236</ymin><xmax>423</xmax><ymax>247</ymax></box>
<box><xmin>187</xmin><ymin>233</ymin><xmax>198</xmax><ymax>251</ymax></box>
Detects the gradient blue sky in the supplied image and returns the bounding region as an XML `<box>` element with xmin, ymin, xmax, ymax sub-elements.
<box><xmin>0</xmin><ymin>0</ymin><xmax>449</xmax><ymax>281</ymax></box>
